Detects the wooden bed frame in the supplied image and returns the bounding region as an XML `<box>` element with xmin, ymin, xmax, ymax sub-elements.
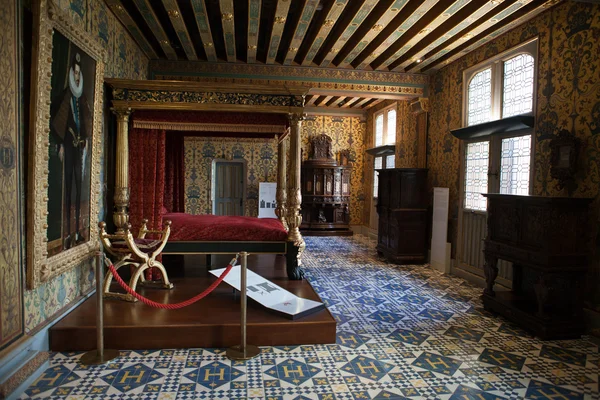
<box><xmin>105</xmin><ymin>79</ymin><xmax>309</xmax><ymax>279</ymax></box>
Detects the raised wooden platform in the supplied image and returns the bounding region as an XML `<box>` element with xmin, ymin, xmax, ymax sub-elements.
<box><xmin>50</xmin><ymin>254</ymin><xmax>336</xmax><ymax>351</ymax></box>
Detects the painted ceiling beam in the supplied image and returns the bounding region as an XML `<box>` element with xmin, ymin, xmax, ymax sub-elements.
<box><xmin>341</xmin><ymin>97</ymin><xmax>362</xmax><ymax>108</ymax></box>
<box><xmin>161</xmin><ymin>0</ymin><xmax>197</xmax><ymax>60</ymax></box>
<box><xmin>362</xmin><ymin>98</ymin><xmax>382</xmax><ymax>109</ymax></box>
<box><xmin>266</xmin><ymin>0</ymin><xmax>292</xmax><ymax>64</ymax></box>
<box><xmin>334</xmin><ymin>0</ymin><xmax>403</xmax><ymax>67</ymax></box>
<box><xmin>395</xmin><ymin>0</ymin><xmax>516</xmax><ymax>71</ymax></box>
<box><xmin>219</xmin><ymin>0</ymin><xmax>236</xmax><ymax>62</ymax></box>
<box><xmin>131</xmin><ymin>0</ymin><xmax>178</xmax><ymax>60</ymax></box>
<box><xmin>105</xmin><ymin>0</ymin><xmax>158</xmax><ymax>59</ymax></box>
<box><xmin>387</xmin><ymin>0</ymin><xmax>490</xmax><ymax>70</ymax></box>
<box><xmin>370</xmin><ymin>0</ymin><xmax>462</xmax><ymax>70</ymax></box>
<box><xmin>317</xmin><ymin>95</ymin><xmax>334</xmax><ymax>107</ymax></box>
<box><xmin>329</xmin><ymin>96</ymin><xmax>347</xmax><ymax>107</ymax></box>
<box><xmin>283</xmin><ymin>0</ymin><xmax>319</xmax><ymax>65</ymax></box>
<box><xmin>247</xmin><ymin>0</ymin><xmax>262</xmax><ymax>63</ymax></box>
<box><xmin>190</xmin><ymin>0</ymin><xmax>218</xmax><ymax>62</ymax></box>
<box><xmin>319</xmin><ymin>0</ymin><xmax>379</xmax><ymax>67</ymax></box>
<box><xmin>351</xmin><ymin>0</ymin><xmax>430</xmax><ymax>70</ymax></box>
<box><xmin>353</xmin><ymin>98</ymin><xmax>371</xmax><ymax>108</ymax></box>
<box><xmin>419</xmin><ymin>0</ymin><xmax>547</xmax><ymax>72</ymax></box>
<box><xmin>300</xmin><ymin>0</ymin><xmax>349</xmax><ymax>66</ymax></box>
<box><xmin>305</xmin><ymin>95</ymin><xmax>319</xmax><ymax>106</ymax></box>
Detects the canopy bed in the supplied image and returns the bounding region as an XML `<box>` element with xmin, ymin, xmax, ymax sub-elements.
<box><xmin>105</xmin><ymin>79</ymin><xmax>308</xmax><ymax>280</ymax></box>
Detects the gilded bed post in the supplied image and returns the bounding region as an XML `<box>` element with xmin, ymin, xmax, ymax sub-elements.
<box><xmin>286</xmin><ymin>113</ymin><xmax>305</xmax><ymax>280</ymax></box>
<box><xmin>113</xmin><ymin>108</ymin><xmax>132</xmax><ymax>233</ymax></box>
<box><xmin>275</xmin><ymin>133</ymin><xmax>288</xmax><ymax>230</ymax></box>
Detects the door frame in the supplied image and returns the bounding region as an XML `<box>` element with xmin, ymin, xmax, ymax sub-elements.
<box><xmin>211</xmin><ymin>158</ymin><xmax>247</xmax><ymax>215</ymax></box>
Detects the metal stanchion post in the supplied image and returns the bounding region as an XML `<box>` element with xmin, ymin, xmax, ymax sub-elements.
<box><xmin>80</xmin><ymin>251</ymin><xmax>120</xmax><ymax>365</ymax></box>
<box><xmin>226</xmin><ymin>251</ymin><xmax>260</xmax><ymax>361</ymax></box>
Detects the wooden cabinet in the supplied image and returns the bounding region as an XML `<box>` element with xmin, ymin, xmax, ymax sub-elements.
<box><xmin>301</xmin><ymin>164</ymin><xmax>352</xmax><ymax>235</ymax></box>
<box><xmin>300</xmin><ymin>133</ymin><xmax>352</xmax><ymax>236</ymax></box>
<box><xmin>376</xmin><ymin>168</ymin><xmax>428</xmax><ymax>264</ymax></box>
<box><xmin>482</xmin><ymin>194</ymin><xmax>592</xmax><ymax>339</ymax></box>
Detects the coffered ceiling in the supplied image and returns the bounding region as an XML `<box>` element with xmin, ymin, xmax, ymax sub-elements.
<box><xmin>106</xmin><ymin>0</ymin><xmax>561</xmax><ymax>112</ymax></box>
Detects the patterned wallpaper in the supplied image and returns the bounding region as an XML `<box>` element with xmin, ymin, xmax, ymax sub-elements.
<box><xmin>302</xmin><ymin>116</ymin><xmax>366</xmax><ymax>226</ymax></box>
<box><xmin>0</xmin><ymin>0</ymin><xmax>23</xmax><ymax>352</ymax></box>
<box><xmin>52</xmin><ymin>0</ymin><xmax>148</xmax><ymax>79</ymax></box>
<box><xmin>21</xmin><ymin>0</ymin><xmax>149</xmax><ymax>335</ymax></box>
<box><xmin>184</xmin><ymin>137</ymin><xmax>278</xmax><ymax>217</ymax></box>
<box><xmin>428</xmin><ymin>2</ymin><xmax>600</xmax><ymax>306</ymax></box>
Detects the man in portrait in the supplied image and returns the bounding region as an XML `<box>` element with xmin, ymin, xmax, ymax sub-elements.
<box><xmin>50</xmin><ymin>52</ymin><xmax>93</xmax><ymax>249</ymax></box>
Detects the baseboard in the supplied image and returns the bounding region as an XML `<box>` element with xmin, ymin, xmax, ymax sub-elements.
<box><xmin>0</xmin><ymin>290</ymin><xmax>94</xmax><ymax>399</ymax></box>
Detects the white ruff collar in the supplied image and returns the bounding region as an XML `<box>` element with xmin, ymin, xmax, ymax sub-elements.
<box><xmin>69</xmin><ymin>67</ymin><xmax>83</xmax><ymax>98</ymax></box>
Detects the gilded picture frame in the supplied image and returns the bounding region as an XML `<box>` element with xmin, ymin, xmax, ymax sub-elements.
<box><xmin>27</xmin><ymin>0</ymin><xmax>105</xmax><ymax>289</ymax></box>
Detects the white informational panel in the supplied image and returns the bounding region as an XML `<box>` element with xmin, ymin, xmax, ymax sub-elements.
<box><xmin>210</xmin><ymin>266</ymin><xmax>325</xmax><ymax>319</ymax></box>
<box><xmin>430</xmin><ymin>187</ymin><xmax>451</xmax><ymax>273</ymax></box>
<box><xmin>258</xmin><ymin>182</ymin><xmax>277</xmax><ymax>218</ymax></box>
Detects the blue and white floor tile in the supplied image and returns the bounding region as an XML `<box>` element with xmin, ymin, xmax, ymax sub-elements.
<box><xmin>21</xmin><ymin>236</ymin><xmax>599</xmax><ymax>399</ymax></box>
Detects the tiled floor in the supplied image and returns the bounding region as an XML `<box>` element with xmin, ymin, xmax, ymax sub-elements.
<box><xmin>22</xmin><ymin>236</ymin><xmax>599</xmax><ymax>399</ymax></box>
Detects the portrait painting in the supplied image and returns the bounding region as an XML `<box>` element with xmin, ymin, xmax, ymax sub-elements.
<box><xmin>27</xmin><ymin>0</ymin><xmax>105</xmax><ymax>288</ymax></box>
<box><xmin>47</xmin><ymin>31</ymin><xmax>96</xmax><ymax>257</ymax></box>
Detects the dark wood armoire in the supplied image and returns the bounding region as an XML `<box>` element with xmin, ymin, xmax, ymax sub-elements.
<box><xmin>376</xmin><ymin>168</ymin><xmax>428</xmax><ymax>263</ymax></box>
<box><xmin>482</xmin><ymin>194</ymin><xmax>593</xmax><ymax>339</ymax></box>
<box><xmin>301</xmin><ymin>134</ymin><xmax>352</xmax><ymax>236</ymax></box>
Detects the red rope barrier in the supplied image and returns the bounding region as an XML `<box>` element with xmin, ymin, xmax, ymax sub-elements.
<box><xmin>107</xmin><ymin>262</ymin><xmax>233</xmax><ymax>309</ymax></box>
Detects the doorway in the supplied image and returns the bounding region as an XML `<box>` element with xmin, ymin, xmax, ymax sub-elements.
<box><xmin>212</xmin><ymin>159</ymin><xmax>246</xmax><ymax>216</ymax></box>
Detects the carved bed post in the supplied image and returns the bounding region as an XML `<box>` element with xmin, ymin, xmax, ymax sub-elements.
<box><xmin>275</xmin><ymin>132</ymin><xmax>288</xmax><ymax>230</ymax></box>
<box><xmin>286</xmin><ymin>113</ymin><xmax>305</xmax><ymax>279</ymax></box>
<box><xmin>112</xmin><ymin>108</ymin><xmax>132</xmax><ymax>233</ymax></box>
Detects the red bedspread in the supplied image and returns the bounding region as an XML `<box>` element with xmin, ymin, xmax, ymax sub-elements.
<box><xmin>164</xmin><ymin>213</ymin><xmax>288</xmax><ymax>242</ymax></box>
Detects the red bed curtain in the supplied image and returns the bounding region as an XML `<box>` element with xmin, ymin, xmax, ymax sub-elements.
<box><xmin>164</xmin><ymin>134</ymin><xmax>185</xmax><ymax>213</ymax></box>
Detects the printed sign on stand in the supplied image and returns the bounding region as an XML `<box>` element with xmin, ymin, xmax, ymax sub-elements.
<box><xmin>258</xmin><ymin>182</ymin><xmax>277</xmax><ymax>218</ymax></box>
<box><xmin>210</xmin><ymin>266</ymin><xmax>325</xmax><ymax>319</ymax></box>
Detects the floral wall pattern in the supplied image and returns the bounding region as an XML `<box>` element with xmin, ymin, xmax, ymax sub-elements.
<box><xmin>428</xmin><ymin>1</ymin><xmax>600</xmax><ymax>307</ymax></box>
<box><xmin>302</xmin><ymin>116</ymin><xmax>366</xmax><ymax>226</ymax></box>
<box><xmin>21</xmin><ymin>0</ymin><xmax>149</xmax><ymax>335</ymax></box>
<box><xmin>53</xmin><ymin>0</ymin><xmax>148</xmax><ymax>79</ymax></box>
<box><xmin>184</xmin><ymin>137</ymin><xmax>278</xmax><ymax>217</ymax></box>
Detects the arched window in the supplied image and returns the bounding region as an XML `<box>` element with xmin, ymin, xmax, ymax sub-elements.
<box><xmin>467</xmin><ymin>68</ymin><xmax>492</xmax><ymax>126</ymax></box>
<box><xmin>502</xmin><ymin>53</ymin><xmax>535</xmax><ymax>118</ymax></box>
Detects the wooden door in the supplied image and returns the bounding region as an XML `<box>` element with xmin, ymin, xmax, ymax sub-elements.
<box><xmin>213</xmin><ymin>161</ymin><xmax>244</xmax><ymax>216</ymax></box>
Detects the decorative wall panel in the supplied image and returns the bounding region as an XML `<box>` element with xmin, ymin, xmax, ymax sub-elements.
<box><xmin>428</xmin><ymin>1</ymin><xmax>600</xmax><ymax>307</ymax></box>
<box><xmin>22</xmin><ymin>0</ymin><xmax>148</xmax><ymax>333</ymax></box>
<box><xmin>184</xmin><ymin>137</ymin><xmax>277</xmax><ymax>217</ymax></box>
<box><xmin>301</xmin><ymin>116</ymin><xmax>366</xmax><ymax>226</ymax></box>
<box><xmin>0</xmin><ymin>0</ymin><xmax>23</xmax><ymax>352</ymax></box>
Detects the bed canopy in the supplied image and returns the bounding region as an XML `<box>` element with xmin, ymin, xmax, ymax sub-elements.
<box><xmin>105</xmin><ymin>79</ymin><xmax>309</xmax><ymax>278</ymax></box>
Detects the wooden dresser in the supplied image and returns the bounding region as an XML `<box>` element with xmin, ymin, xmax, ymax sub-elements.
<box><xmin>482</xmin><ymin>194</ymin><xmax>592</xmax><ymax>339</ymax></box>
<box><xmin>376</xmin><ymin>168</ymin><xmax>428</xmax><ymax>264</ymax></box>
<box><xmin>301</xmin><ymin>134</ymin><xmax>352</xmax><ymax>236</ymax></box>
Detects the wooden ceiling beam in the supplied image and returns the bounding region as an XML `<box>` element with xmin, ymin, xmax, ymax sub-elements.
<box><xmin>420</xmin><ymin>0</ymin><xmax>546</xmax><ymax>72</ymax></box>
<box><xmin>403</xmin><ymin>0</ymin><xmax>519</xmax><ymax>72</ymax></box>
<box><xmin>317</xmin><ymin>95</ymin><xmax>334</xmax><ymax>107</ymax></box>
<box><xmin>316</xmin><ymin>0</ymin><xmax>380</xmax><ymax>67</ymax></box>
<box><xmin>132</xmin><ymin>0</ymin><xmax>178</xmax><ymax>60</ymax></box>
<box><xmin>219</xmin><ymin>0</ymin><xmax>236</xmax><ymax>62</ymax></box>
<box><xmin>247</xmin><ymin>0</ymin><xmax>262</xmax><ymax>63</ymax></box>
<box><xmin>161</xmin><ymin>0</ymin><xmax>197</xmax><ymax>60</ymax></box>
<box><xmin>388</xmin><ymin>0</ymin><xmax>490</xmax><ymax>70</ymax></box>
<box><xmin>341</xmin><ymin>97</ymin><xmax>362</xmax><ymax>108</ymax></box>
<box><xmin>305</xmin><ymin>95</ymin><xmax>319</xmax><ymax>106</ymax></box>
<box><xmin>352</xmin><ymin>98</ymin><xmax>372</xmax><ymax>108</ymax></box>
<box><xmin>300</xmin><ymin>0</ymin><xmax>349</xmax><ymax>66</ymax></box>
<box><xmin>327</xmin><ymin>96</ymin><xmax>344</xmax><ymax>107</ymax></box>
<box><xmin>361</xmin><ymin>98</ymin><xmax>377</xmax><ymax>109</ymax></box>
<box><xmin>283</xmin><ymin>0</ymin><xmax>319</xmax><ymax>65</ymax></box>
<box><xmin>333</xmin><ymin>0</ymin><xmax>398</xmax><ymax>67</ymax></box>
<box><xmin>364</xmin><ymin>99</ymin><xmax>384</xmax><ymax>109</ymax></box>
<box><xmin>190</xmin><ymin>0</ymin><xmax>218</xmax><ymax>62</ymax></box>
<box><xmin>105</xmin><ymin>1</ymin><xmax>158</xmax><ymax>59</ymax></box>
<box><xmin>266</xmin><ymin>0</ymin><xmax>292</xmax><ymax>64</ymax></box>
<box><xmin>370</xmin><ymin>0</ymin><xmax>459</xmax><ymax>70</ymax></box>
<box><xmin>350</xmin><ymin>0</ymin><xmax>426</xmax><ymax>69</ymax></box>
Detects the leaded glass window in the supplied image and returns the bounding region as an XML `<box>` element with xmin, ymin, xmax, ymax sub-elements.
<box><xmin>375</xmin><ymin>114</ymin><xmax>384</xmax><ymax>147</ymax></box>
<box><xmin>386</xmin><ymin>109</ymin><xmax>397</xmax><ymax>144</ymax></box>
<box><xmin>373</xmin><ymin>156</ymin><xmax>382</xmax><ymax>198</ymax></box>
<box><xmin>386</xmin><ymin>155</ymin><xmax>395</xmax><ymax>168</ymax></box>
<box><xmin>464</xmin><ymin>141</ymin><xmax>489</xmax><ymax>211</ymax></box>
<box><xmin>503</xmin><ymin>54</ymin><xmax>535</xmax><ymax>118</ymax></box>
<box><xmin>467</xmin><ymin>68</ymin><xmax>492</xmax><ymax>126</ymax></box>
<box><xmin>500</xmin><ymin>135</ymin><xmax>531</xmax><ymax>195</ymax></box>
